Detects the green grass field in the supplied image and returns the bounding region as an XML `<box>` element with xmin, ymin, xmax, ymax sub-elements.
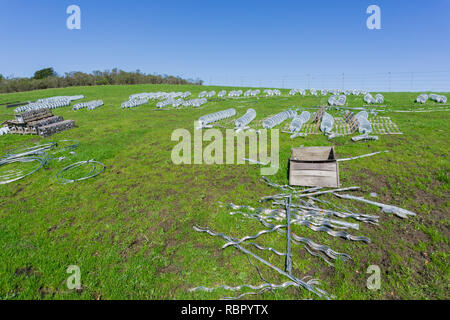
<box><xmin>0</xmin><ymin>84</ymin><xmax>448</xmax><ymax>300</ymax></box>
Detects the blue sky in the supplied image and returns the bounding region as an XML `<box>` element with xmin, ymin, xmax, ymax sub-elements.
<box><xmin>0</xmin><ymin>0</ymin><xmax>449</xmax><ymax>91</ymax></box>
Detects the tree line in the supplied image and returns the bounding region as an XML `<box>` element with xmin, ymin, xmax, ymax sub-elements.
<box><xmin>0</xmin><ymin>68</ymin><xmax>203</xmax><ymax>93</ymax></box>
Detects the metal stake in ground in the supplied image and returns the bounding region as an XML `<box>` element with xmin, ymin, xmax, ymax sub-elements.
<box><xmin>285</xmin><ymin>194</ymin><xmax>293</xmax><ymax>275</ymax></box>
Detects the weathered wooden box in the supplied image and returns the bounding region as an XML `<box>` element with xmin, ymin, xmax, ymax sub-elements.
<box><xmin>289</xmin><ymin>147</ymin><xmax>339</xmax><ymax>188</ymax></box>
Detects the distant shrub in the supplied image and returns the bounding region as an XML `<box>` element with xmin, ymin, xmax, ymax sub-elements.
<box><xmin>0</xmin><ymin>68</ymin><xmax>203</xmax><ymax>93</ymax></box>
<box><xmin>33</xmin><ymin>67</ymin><xmax>57</xmax><ymax>80</ymax></box>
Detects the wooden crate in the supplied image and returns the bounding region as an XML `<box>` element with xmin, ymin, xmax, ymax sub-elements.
<box><xmin>289</xmin><ymin>147</ymin><xmax>339</xmax><ymax>188</ymax></box>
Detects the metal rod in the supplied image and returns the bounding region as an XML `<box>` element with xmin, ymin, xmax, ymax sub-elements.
<box><xmin>293</xmin><ymin>187</ymin><xmax>360</xmax><ymax>199</ymax></box>
<box><xmin>285</xmin><ymin>195</ymin><xmax>293</xmax><ymax>274</ymax></box>
<box><xmin>337</xmin><ymin>150</ymin><xmax>389</xmax><ymax>162</ymax></box>
<box><xmin>333</xmin><ymin>193</ymin><xmax>417</xmax><ymax>219</ymax></box>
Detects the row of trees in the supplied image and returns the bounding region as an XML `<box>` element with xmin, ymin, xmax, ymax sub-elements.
<box><xmin>0</xmin><ymin>68</ymin><xmax>203</xmax><ymax>93</ymax></box>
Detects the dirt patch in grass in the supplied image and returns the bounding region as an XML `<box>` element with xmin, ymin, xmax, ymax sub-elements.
<box><xmin>157</xmin><ymin>263</ymin><xmax>181</xmax><ymax>275</ymax></box>
<box><xmin>11</xmin><ymin>187</ymin><xmax>24</xmax><ymax>197</ymax></box>
<box><xmin>192</xmin><ymin>242</ymin><xmax>232</xmax><ymax>267</ymax></box>
<box><xmin>47</xmin><ymin>217</ymin><xmax>74</xmax><ymax>233</ymax></box>
<box><xmin>343</xmin><ymin>167</ymin><xmax>389</xmax><ymax>193</ymax></box>
<box><xmin>120</xmin><ymin>235</ymin><xmax>148</xmax><ymax>260</ymax></box>
<box><xmin>47</xmin><ymin>225</ymin><xmax>58</xmax><ymax>232</ymax></box>
<box><xmin>15</xmin><ymin>266</ymin><xmax>40</xmax><ymax>277</ymax></box>
<box><xmin>412</xmin><ymin>188</ymin><xmax>449</xmax><ymax>229</ymax></box>
<box><xmin>39</xmin><ymin>287</ymin><xmax>53</xmax><ymax>299</ymax></box>
<box><xmin>297</xmin><ymin>164</ymin><xmax>448</xmax><ymax>299</ymax></box>
<box><xmin>343</xmin><ymin>166</ymin><xmax>447</xmax><ymax>228</ymax></box>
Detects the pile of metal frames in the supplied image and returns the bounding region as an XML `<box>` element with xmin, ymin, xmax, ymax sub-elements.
<box><xmin>263</xmin><ymin>89</ymin><xmax>281</xmax><ymax>97</ymax></box>
<box><xmin>429</xmin><ymin>94</ymin><xmax>447</xmax><ymax>103</ymax></box>
<box><xmin>289</xmin><ymin>89</ymin><xmax>306</xmax><ymax>96</ymax></box>
<box><xmin>235</xmin><ymin>108</ymin><xmax>256</xmax><ymax>130</ymax></box>
<box><xmin>344</xmin><ymin>89</ymin><xmax>367</xmax><ymax>96</ymax></box>
<box><xmin>191</xmin><ymin>175</ymin><xmax>417</xmax><ymax>299</ymax></box>
<box><xmin>87</xmin><ymin>100</ymin><xmax>103</xmax><ymax>110</ymax></box>
<box><xmin>320</xmin><ymin>89</ymin><xmax>367</xmax><ymax>96</ymax></box>
<box><xmin>416</xmin><ymin>94</ymin><xmax>428</xmax><ymax>103</ymax></box>
<box><xmin>15</xmin><ymin>96</ymin><xmax>84</xmax><ymax>113</ymax></box>
<box><xmin>197</xmin><ymin>91</ymin><xmax>216</xmax><ymax>98</ymax></box>
<box><xmin>129</xmin><ymin>91</ymin><xmax>191</xmax><ymax>101</ymax></box>
<box><xmin>121</xmin><ymin>98</ymin><xmax>149</xmax><ymax>109</ymax></box>
<box><xmin>218</xmin><ymin>90</ymin><xmax>227</xmax><ymax>98</ymax></box>
<box><xmin>354</xmin><ymin>111</ymin><xmax>373</xmax><ymax>134</ymax></box>
<box><xmin>328</xmin><ymin>89</ymin><xmax>340</xmax><ymax>95</ymax></box>
<box><xmin>156</xmin><ymin>98</ymin><xmax>176</xmax><ymax>108</ymax></box>
<box><xmin>16</xmin><ymin>99</ymin><xmax>69</xmax><ymax>113</ymax></box>
<box><xmin>0</xmin><ymin>127</ymin><xmax>9</xmax><ymax>136</ymax></box>
<box><xmin>364</xmin><ymin>93</ymin><xmax>384</xmax><ymax>104</ymax></box>
<box><xmin>181</xmin><ymin>98</ymin><xmax>207</xmax><ymax>108</ymax></box>
<box><xmin>320</xmin><ymin>112</ymin><xmax>334</xmax><ymax>134</ymax></box>
<box><xmin>170</xmin><ymin>98</ymin><xmax>185</xmax><ymax>108</ymax></box>
<box><xmin>206</xmin><ymin>91</ymin><xmax>216</xmax><ymax>98</ymax></box>
<box><xmin>38</xmin><ymin>95</ymin><xmax>84</xmax><ymax>103</ymax></box>
<box><xmin>364</xmin><ymin>93</ymin><xmax>375</xmax><ymax>104</ymax></box>
<box><xmin>198</xmin><ymin>108</ymin><xmax>237</xmax><ymax>129</ymax></box>
<box><xmin>73</xmin><ymin>100</ymin><xmax>104</xmax><ymax>111</ymax></box>
<box><xmin>181</xmin><ymin>91</ymin><xmax>192</xmax><ymax>99</ymax></box>
<box><xmin>328</xmin><ymin>95</ymin><xmax>347</xmax><ymax>106</ymax></box>
<box><xmin>262</xmin><ymin>110</ymin><xmax>297</xmax><ymax>129</ymax></box>
<box><xmin>228</xmin><ymin>90</ymin><xmax>243</xmax><ymax>97</ymax></box>
<box><xmin>244</xmin><ymin>89</ymin><xmax>260</xmax><ymax>97</ymax></box>
<box><xmin>375</xmin><ymin>94</ymin><xmax>384</xmax><ymax>103</ymax></box>
<box><xmin>289</xmin><ymin>111</ymin><xmax>310</xmax><ymax>138</ymax></box>
<box><xmin>351</xmin><ymin>133</ymin><xmax>379</xmax><ymax>142</ymax></box>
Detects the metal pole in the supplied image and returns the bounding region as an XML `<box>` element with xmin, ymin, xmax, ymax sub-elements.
<box><xmin>285</xmin><ymin>194</ymin><xmax>293</xmax><ymax>274</ymax></box>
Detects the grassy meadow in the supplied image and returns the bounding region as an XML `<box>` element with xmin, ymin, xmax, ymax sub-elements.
<box><xmin>0</xmin><ymin>84</ymin><xmax>448</xmax><ymax>300</ymax></box>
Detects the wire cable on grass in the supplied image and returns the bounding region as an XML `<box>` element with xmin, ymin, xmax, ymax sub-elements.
<box><xmin>56</xmin><ymin>160</ymin><xmax>105</xmax><ymax>184</ymax></box>
<box><xmin>0</xmin><ymin>155</ymin><xmax>48</xmax><ymax>185</ymax></box>
<box><xmin>50</xmin><ymin>140</ymin><xmax>80</xmax><ymax>155</ymax></box>
<box><xmin>4</xmin><ymin>142</ymin><xmax>56</xmax><ymax>159</ymax></box>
